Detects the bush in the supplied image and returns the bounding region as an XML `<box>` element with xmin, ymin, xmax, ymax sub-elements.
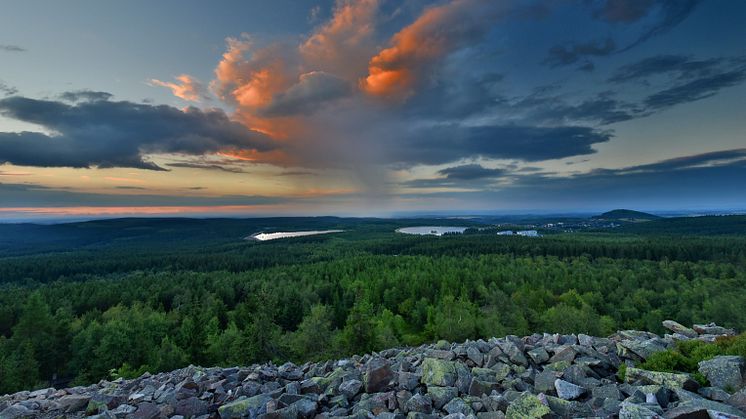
<box><xmin>639</xmin><ymin>333</ymin><xmax>746</xmax><ymax>379</ymax></box>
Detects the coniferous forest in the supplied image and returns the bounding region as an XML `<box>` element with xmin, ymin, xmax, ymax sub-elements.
<box><xmin>1</xmin><ymin>216</ymin><xmax>745</xmax><ymax>394</ymax></box>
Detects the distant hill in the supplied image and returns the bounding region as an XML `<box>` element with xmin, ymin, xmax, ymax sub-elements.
<box><xmin>593</xmin><ymin>209</ymin><xmax>661</xmax><ymax>222</ymax></box>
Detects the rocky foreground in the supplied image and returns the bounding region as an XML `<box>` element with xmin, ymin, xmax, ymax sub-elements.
<box><xmin>2</xmin><ymin>321</ymin><xmax>746</xmax><ymax>419</ymax></box>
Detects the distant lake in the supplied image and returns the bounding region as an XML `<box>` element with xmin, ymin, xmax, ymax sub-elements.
<box><xmin>248</xmin><ymin>230</ymin><xmax>344</xmax><ymax>241</ymax></box>
<box><xmin>395</xmin><ymin>226</ymin><xmax>468</xmax><ymax>236</ymax></box>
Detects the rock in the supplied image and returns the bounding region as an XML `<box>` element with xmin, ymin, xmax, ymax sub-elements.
<box><xmin>698</xmin><ymin>386</ymin><xmax>731</xmax><ymax>402</ymax></box>
<box><xmin>477</xmin><ymin>412</ymin><xmax>505</xmax><ymax>419</ymax></box>
<box><xmin>553</xmin><ymin>379</ymin><xmax>586</xmax><ymax>400</ymax></box>
<box><xmin>662</xmin><ymin>320</ymin><xmax>698</xmax><ymax>338</ymax></box>
<box><xmin>339</xmin><ymin>379</ymin><xmax>363</xmax><ymax>400</ymax></box>
<box><xmin>174</xmin><ymin>396</ymin><xmax>208</xmax><ymax>417</ymax></box>
<box><xmin>0</xmin><ymin>404</ymin><xmax>35</xmax><ymax>419</ymax></box>
<box><xmin>467</xmin><ymin>346</ymin><xmax>484</xmax><ymax>367</ymax></box>
<box><xmin>404</xmin><ymin>394</ymin><xmax>432</xmax><ymax>414</ymax></box>
<box><xmin>354</xmin><ymin>392</ymin><xmax>396</xmax><ymax>415</ymax></box>
<box><xmin>469</xmin><ymin>378</ymin><xmax>499</xmax><ymax>397</ymax></box>
<box><xmin>365</xmin><ymin>357</ymin><xmax>395</xmax><ymax>393</ymax></box>
<box><xmin>618</xmin><ymin>401</ymin><xmax>663</xmax><ymax>418</ymax></box>
<box><xmin>533</xmin><ymin>370</ymin><xmax>560</xmax><ymax>394</ymax></box>
<box><xmin>218</xmin><ymin>394</ymin><xmax>272</xmax><ymax>419</ymax></box>
<box><xmin>526</xmin><ymin>347</ymin><xmax>549</xmax><ymax>364</ymax></box>
<box><xmin>619</xmin><ymin>338</ymin><xmax>668</xmax><ymax>361</ymax></box>
<box><xmin>698</xmin><ymin>356</ymin><xmax>745</xmax><ymax>391</ymax></box>
<box><xmin>398</xmin><ymin>372</ymin><xmax>421</xmax><ymax>391</ymax></box>
<box><xmin>421</xmin><ymin>358</ymin><xmax>458</xmax><ymax>387</ymax></box>
<box><xmin>593</xmin><ymin>384</ymin><xmax>623</xmax><ymax>400</ymax></box>
<box><xmin>672</xmin><ymin>388</ymin><xmax>746</xmax><ymax>417</ymax></box>
<box><xmin>443</xmin><ymin>398</ymin><xmax>473</xmax><ymax>416</ymax></box>
<box><xmin>57</xmin><ymin>394</ymin><xmax>91</xmax><ymax>412</ymax></box>
<box><xmin>625</xmin><ymin>367</ymin><xmax>700</xmax><ymax>391</ymax></box>
<box><xmin>505</xmin><ymin>392</ymin><xmax>551</xmax><ymax>418</ymax></box>
<box><xmin>258</xmin><ymin>403</ymin><xmax>298</xmax><ymax>419</ymax></box>
<box><xmin>131</xmin><ymin>402</ymin><xmax>160</xmax><ymax>419</ymax></box>
<box><xmin>728</xmin><ymin>388</ymin><xmax>746</xmax><ymax>411</ymax></box>
<box><xmin>498</xmin><ymin>342</ymin><xmax>528</xmax><ymax>367</ymax></box>
<box><xmin>693</xmin><ymin>323</ymin><xmax>736</xmax><ymax>336</ymax></box>
<box><xmin>427</xmin><ymin>386</ymin><xmax>458</xmax><ymax>410</ymax></box>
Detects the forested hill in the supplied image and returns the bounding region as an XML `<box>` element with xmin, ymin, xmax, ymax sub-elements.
<box><xmin>593</xmin><ymin>209</ymin><xmax>661</xmax><ymax>222</ymax></box>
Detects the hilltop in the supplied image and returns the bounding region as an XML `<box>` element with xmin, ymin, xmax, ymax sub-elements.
<box><xmin>1</xmin><ymin>321</ymin><xmax>744</xmax><ymax>419</ymax></box>
<box><xmin>592</xmin><ymin>209</ymin><xmax>661</xmax><ymax>223</ymax></box>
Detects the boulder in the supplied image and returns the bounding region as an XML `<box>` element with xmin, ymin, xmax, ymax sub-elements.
<box><xmin>339</xmin><ymin>379</ymin><xmax>363</xmax><ymax>400</ymax></box>
<box><xmin>693</xmin><ymin>323</ymin><xmax>736</xmax><ymax>336</ymax></box>
<box><xmin>553</xmin><ymin>379</ymin><xmax>586</xmax><ymax>400</ymax></box>
<box><xmin>625</xmin><ymin>367</ymin><xmax>700</xmax><ymax>391</ymax></box>
<box><xmin>217</xmin><ymin>394</ymin><xmax>272</xmax><ymax>419</ymax></box>
<box><xmin>426</xmin><ymin>386</ymin><xmax>458</xmax><ymax>410</ymax></box>
<box><xmin>662</xmin><ymin>320</ymin><xmax>698</xmax><ymax>338</ymax></box>
<box><xmin>698</xmin><ymin>356</ymin><xmax>745</xmax><ymax>391</ymax></box>
<box><xmin>421</xmin><ymin>358</ymin><xmax>458</xmax><ymax>387</ymax></box>
<box><xmin>404</xmin><ymin>393</ymin><xmax>432</xmax><ymax>414</ymax></box>
<box><xmin>505</xmin><ymin>392</ymin><xmax>551</xmax><ymax>418</ymax></box>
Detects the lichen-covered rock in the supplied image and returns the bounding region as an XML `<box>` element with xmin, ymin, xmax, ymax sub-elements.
<box><xmin>698</xmin><ymin>356</ymin><xmax>745</xmax><ymax>391</ymax></box>
<box><xmin>624</xmin><ymin>367</ymin><xmax>699</xmax><ymax>391</ymax></box>
<box><xmin>218</xmin><ymin>394</ymin><xmax>272</xmax><ymax>418</ymax></box>
<box><xmin>421</xmin><ymin>358</ymin><xmax>458</xmax><ymax>387</ymax></box>
<box><xmin>505</xmin><ymin>392</ymin><xmax>551</xmax><ymax>418</ymax></box>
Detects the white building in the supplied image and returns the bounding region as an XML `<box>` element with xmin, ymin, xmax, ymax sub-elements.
<box><xmin>497</xmin><ymin>230</ymin><xmax>514</xmax><ymax>236</ymax></box>
<box><xmin>517</xmin><ymin>230</ymin><xmax>541</xmax><ymax>237</ymax></box>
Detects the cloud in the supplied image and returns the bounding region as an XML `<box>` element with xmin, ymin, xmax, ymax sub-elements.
<box><xmin>0</xmin><ymin>44</ymin><xmax>25</xmax><ymax>52</ymax></box>
<box><xmin>59</xmin><ymin>90</ymin><xmax>113</xmax><ymax>102</ymax></box>
<box><xmin>544</xmin><ymin>38</ymin><xmax>616</xmax><ymax>67</ymax></box>
<box><xmin>392</xmin><ymin>124</ymin><xmax>612</xmax><ymax>166</ymax></box>
<box><xmin>643</xmin><ymin>66</ymin><xmax>746</xmax><ymax>110</ymax></box>
<box><xmin>0</xmin><ymin>81</ymin><xmax>17</xmax><ymax>97</ymax></box>
<box><xmin>149</xmin><ymin>75</ymin><xmax>209</xmax><ymax>102</ymax></box>
<box><xmin>301</xmin><ymin>0</ymin><xmax>380</xmax><ymax>81</ymax></box>
<box><xmin>608</xmin><ymin>55</ymin><xmax>727</xmax><ymax>83</ymax></box>
<box><xmin>261</xmin><ymin>71</ymin><xmax>351</xmax><ymax>116</ymax></box>
<box><xmin>0</xmin><ymin>96</ymin><xmax>276</xmax><ymax>170</ymax></box>
<box><xmin>362</xmin><ymin>0</ymin><xmax>509</xmax><ymax>99</ymax></box>
<box><xmin>167</xmin><ymin>162</ymin><xmax>248</xmax><ymax>173</ymax></box>
<box><xmin>403</xmin><ymin>164</ymin><xmax>508</xmax><ymax>189</ymax></box>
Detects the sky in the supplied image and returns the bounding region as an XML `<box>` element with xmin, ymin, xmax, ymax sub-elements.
<box><xmin>1</xmin><ymin>0</ymin><xmax>745</xmax><ymax>218</ymax></box>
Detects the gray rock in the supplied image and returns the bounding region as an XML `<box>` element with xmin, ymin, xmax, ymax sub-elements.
<box><xmin>427</xmin><ymin>386</ymin><xmax>458</xmax><ymax>410</ymax></box>
<box><xmin>553</xmin><ymin>379</ymin><xmax>586</xmax><ymax>401</ymax></box>
<box><xmin>339</xmin><ymin>379</ymin><xmax>363</xmax><ymax>400</ymax></box>
<box><xmin>404</xmin><ymin>394</ymin><xmax>432</xmax><ymax>414</ymax></box>
<box><xmin>467</xmin><ymin>347</ymin><xmax>484</xmax><ymax>367</ymax></box>
<box><xmin>693</xmin><ymin>323</ymin><xmax>736</xmax><ymax>336</ymax></box>
<box><xmin>662</xmin><ymin>320</ymin><xmax>698</xmax><ymax>338</ymax></box>
<box><xmin>526</xmin><ymin>347</ymin><xmax>549</xmax><ymax>364</ymax></box>
<box><xmin>443</xmin><ymin>398</ymin><xmax>473</xmax><ymax>416</ymax></box>
<box><xmin>698</xmin><ymin>356</ymin><xmax>745</xmax><ymax>391</ymax></box>
<box><xmin>534</xmin><ymin>370</ymin><xmax>560</xmax><ymax>394</ymax></box>
<box><xmin>699</xmin><ymin>386</ymin><xmax>732</xmax><ymax>402</ymax></box>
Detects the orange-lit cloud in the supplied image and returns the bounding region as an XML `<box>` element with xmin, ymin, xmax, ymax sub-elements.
<box><xmin>0</xmin><ymin>205</ymin><xmax>281</xmax><ymax>216</ymax></box>
<box><xmin>301</xmin><ymin>0</ymin><xmax>379</xmax><ymax>80</ymax></box>
<box><xmin>149</xmin><ymin>75</ymin><xmax>207</xmax><ymax>102</ymax></box>
<box><xmin>362</xmin><ymin>0</ymin><xmax>505</xmax><ymax>99</ymax></box>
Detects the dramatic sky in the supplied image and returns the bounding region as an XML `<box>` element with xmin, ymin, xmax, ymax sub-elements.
<box><xmin>1</xmin><ymin>0</ymin><xmax>745</xmax><ymax>218</ymax></box>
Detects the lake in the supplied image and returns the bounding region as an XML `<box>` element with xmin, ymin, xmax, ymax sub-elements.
<box><xmin>395</xmin><ymin>226</ymin><xmax>468</xmax><ymax>236</ymax></box>
<box><xmin>248</xmin><ymin>230</ymin><xmax>344</xmax><ymax>241</ymax></box>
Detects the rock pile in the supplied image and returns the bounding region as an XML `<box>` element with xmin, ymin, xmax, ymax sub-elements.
<box><xmin>1</xmin><ymin>321</ymin><xmax>744</xmax><ymax>418</ymax></box>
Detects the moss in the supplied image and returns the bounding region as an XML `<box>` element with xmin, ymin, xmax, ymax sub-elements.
<box><xmin>617</xmin><ymin>363</ymin><xmax>627</xmax><ymax>382</ymax></box>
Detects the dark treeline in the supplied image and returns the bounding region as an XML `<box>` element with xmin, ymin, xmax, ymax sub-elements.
<box><xmin>1</xmin><ymin>230</ymin><xmax>746</xmax><ymax>394</ymax></box>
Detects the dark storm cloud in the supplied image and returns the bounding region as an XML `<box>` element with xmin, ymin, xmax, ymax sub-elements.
<box><xmin>402</xmin><ymin>164</ymin><xmax>507</xmax><ymax>189</ymax></box>
<box><xmin>261</xmin><ymin>72</ymin><xmax>351</xmax><ymax>117</ymax></box>
<box><xmin>393</xmin><ymin>124</ymin><xmax>612</xmax><ymax>166</ymax></box>
<box><xmin>59</xmin><ymin>90</ymin><xmax>114</xmax><ymax>103</ymax></box>
<box><xmin>0</xmin><ymin>44</ymin><xmax>25</xmax><ymax>52</ymax></box>
<box><xmin>613</xmin><ymin>148</ymin><xmax>746</xmax><ymax>173</ymax></box>
<box><xmin>544</xmin><ymin>38</ymin><xmax>616</xmax><ymax>67</ymax></box>
<box><xmin>0</xmin><ymin>96</ymin><xmax>277</xmax><ymax>170</ymax></box>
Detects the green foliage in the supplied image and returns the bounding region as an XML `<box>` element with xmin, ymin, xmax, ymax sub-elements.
<box><xmin>617</xmin><ymin>363</ymin><xmax>627</xmax><ymax>382</ymax></box>
<box><xmin>0</xmin><ymin>218</ymin><xmax>745</xmax><ymax>394</ymax></box>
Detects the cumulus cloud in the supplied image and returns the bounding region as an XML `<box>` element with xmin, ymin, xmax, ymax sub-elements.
<box><xmin>149</xmin><ymin>75</ymin><xmax>209</xmax><ymax>102</ymax></box>
<box><xmin>403</xmin><ymin>164</ymin><xmax>508</xmax><ymax>189</ymax></box>
<box><xmin>59</xmin><ymin>90</ymin><xmax>113</xmax><ymax>102</ymax></box>
<box><xmin>0</xmin><ymin>96</ymin><xmax>276</xmax><ymax>170</ymax></box>
<box><xmin>361</xmin><ymin>0</ymin><xmax>509</xmax><ymax>99</ymax></box>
